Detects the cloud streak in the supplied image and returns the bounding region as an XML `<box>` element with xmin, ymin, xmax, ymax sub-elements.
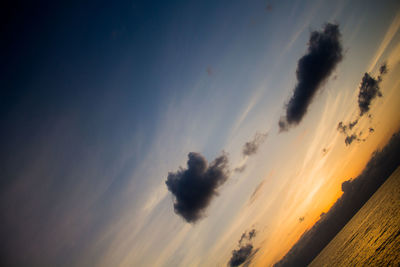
<box><xmin>279</xmin><ymin>23</ymin><xmax>343</xmax><ymax>131</ymax></box>
<box><xmin>165</xmin><ymin>152</ymin><xmax>229</xmax><ymax>223</ymax></box>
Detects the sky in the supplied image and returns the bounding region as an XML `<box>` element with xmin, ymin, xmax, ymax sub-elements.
<box><xmin>1</xmin><ymin>0</ymin><xmax>400</xmax><ymax>266</ymax></box>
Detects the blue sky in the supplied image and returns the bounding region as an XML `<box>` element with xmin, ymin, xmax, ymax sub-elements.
<box><xmin>1</xmin><ymin>0</ymin><xmax>400</xmax><ymax>266</ymax></box>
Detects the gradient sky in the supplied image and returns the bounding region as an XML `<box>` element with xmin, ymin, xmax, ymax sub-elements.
<box><xmin>1</xmin><ymin>0</ymin><xmax>400</xmax><ymax>266</ymax></box>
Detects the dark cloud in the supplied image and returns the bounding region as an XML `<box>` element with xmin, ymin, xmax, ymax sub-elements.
<box><xmin>369</xmin><ymin>127</ymin><xmax>374</xmax><ymax>133</ymax></box>
<box><xmin>337</xmin><ymin>119</ymin><xmax>358</xmax><ymax>135</ymax></box>
<box><xmin>344</xmin><ymin>134</ymin><xmax>358</xmax><ymax>146</ymax></box>
<box><xmin>322</xmin><ymin>147</ymin><xmax>330</xmax><ymax>156</ymax></box>
<box><xmin>348</xmin><ymin>119</ymin><xmax>358</xmax><ymax>130</ymax></box>
<box><xmin>337</xmin><ymin>63</ymin><xmax>387</xmax><ymax>145</ymax></box>
<box><xmin>229</xmin><ymin>244</ymin><xmax>254</xmax><ymax>267</ymax></box>
<box><xmin>238</xmin><ymin>229</ymin><xmax>257</xmax><ymax>246</ymax></box>
<box><xmin>358</xmin><ymin>73</ymin><xmax>382</xmax><ymax>116</ymax></box>
<box><xmin>299</xmin><ymin>216</ymin><xmax>305</xmax><ymax>223</ymax></box>
<box><xmin>229</xmin><ymin>229</ymin><xmax>258</xmax><ymax>267</ymax></box>
<box><xmin>279</xmin><ymin>23</ymin><xmax>343</xmax><ymax>131</ymax></box>
<box><xmin>278</xmin><ymin>119</ymin><xmax>289</xmax><ymax>132</ymax></box>
<box><xmin>358</xmin><ymin>63</ymin><xmax>387</xmax><ymax>116</ymax></box>
<box><xmin>343</xmin><ymin>132</ymin><xmax>366</xmax><ymax>146</ymax></box>
<box><xmin>338</xmin><ymin>119</ymin><xmax>371</xmax><ymax>146</ymax></box>
<box><xmin>337</xmin><ymin>121</ymin><xmax>347</xmax><ymax>134</ymax></box>
<box><xmin>165</xmin><ymin>152</ymin><xmax>229</xmax><ymax>223</ymax></box>
<box><xmin>238</xmin><ymin>232</ymin><xmax>247</xmax><ymax>246</ymax></box>
<box><xmin>248</xmin><ymin>229</ymin><xmax>256</xmax><ymax>240</ymax></box>
<box><xmin>242</xmin><ymin>132</ymin><xmax>268</xmax><ymax>156</ymax></box>
<box><xmin>379</xmin><ymin>63</ymin><xmax>388</xmax><ymax>76</ymax></box>
<box><xmin>273</xmin><ymin>130</ymin><xmax>400</xmax><ymax>267</ymax></box>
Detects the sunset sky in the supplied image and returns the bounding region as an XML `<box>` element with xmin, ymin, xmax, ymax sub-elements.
<box><xmin>1</xmin><ymin>0</ymin><xmax>400</xmax><ymax>266</ymax></box>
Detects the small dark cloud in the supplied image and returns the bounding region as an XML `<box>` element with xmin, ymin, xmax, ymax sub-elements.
<box><xmin>229</xmin><ymin>229</ymin><xmax>258</xmax><ymax>267</ymax></box>
<box><xmin>243</xmin><ymin>132</ymin><xmax>268</xmax><ymax>156</ymax></box>
<box><xmin>165</xmin><ymin>152</ymin><xmax>229</xmax><ymax>223</ymax></box>
<box><xmin>265</xmin><ymin>3</ymin><xmax>272</xmax><ymax>12</ymax></box>
<box><xmin>238</xmin><ymin>232</ymin><xmax>247</xmax><ymax>246</ymax></box>
<box><xmin>278</xmin><ymin>119</ymin><xmax>289</xmax><ymax>132</ymax></box>
<box><xmin>273</xmin><ymin>130</ymin><xmax>400</xmax><ymax>266</ymax></box>
<box><xmin>299</xmin><ymin>216</ymin><xmax>305</xmax><ymax>223</ymax></box>
<box><xmin>344</xmin><ymin>134</ymin><xmax>358</xmax><ymax>146</ymax></box>
<box><xmin>337</xmin><ymin>119</ymin><xmax>358</xmax><ymax>135</ymax></box>
<box><xmin>248</xmin><ymin>229</ymin><xmax>256</xmax><ymax>240</ymax></box>
<box><xmin>358</xmin><ymin>63</ymin><xmax>387</xmax><ymax>116</ymax></box>
<box><xmin>379</xmin><ymin>63</ymin><xmax>388</xmax><ymax>75</ymax></box>
<box><xmin>369</xmin><ymin>127</ymin><xmax>374</xmax><ymax>133</ymax></box>
<box><xmin>234</xmin><ymin>165</ymin><xmax>247</xmax><ymax>173</ymax></box>
<box><xmin>229</xmin><ymin>244</ymin><xmax>253</xmax><ymax>267</ymax></box>
<box><xmin>322</xmin><ymin>147</ymin><xmax>330</xmax><ymax>156</ymax></box>
<box><xmin>348</xmin><ymin>119</ymin><xmax>358</xmax><ymax>130</ymax></box>
<box><xmin>279</xmin><ymin>23</ymin><xmax>343</xmax><ymax>131</ymax></box>
<box><xmin>337</xmin><ymin>121</ymin><xmax>347</xmax><ymax>134</ymax></box>
<box><xmin>358</xmin><ymin>73</ymin><xmax>382</xmax><ymax>116</ymax></box>
<box><xmin>238</xmin><ymin>229</ymin><xmax>257</xmax><ymax>246</ymax></box>
<box><xmin>338</xmin><ymin>119</ymin><xmax>372</xmax><ymax>146</ymax></box>
<box><xmin>344</xmin><ymin>134</ymin><xmax>366</xmax><ymax>146</ymax></box>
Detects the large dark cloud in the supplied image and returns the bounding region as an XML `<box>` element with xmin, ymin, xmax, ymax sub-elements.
<box><xmin>273</xmin><ymin>130</ymin><xmax>400</xmax><ymax>267</ymax></box>
<box><xmin>279</xmin><ymin>23</ymin><xmax>343</xmax><ymax>131</ymax></box>
<box><xmin>165</xmin><ymin>152</ymin><xmax>229</xmax><ymax>223</ymax></box>
<box><xmin>242</xmin><ymin>132</ymin><xmax>268</xmax><ymax>156</ymax></box>
<box><xmin>229</xmin><ymin>229</ymin><xmax>258</xmax><ymax>267</ymax></box>
<box><xmin>358</xmin><ymin>63</ymin><xmax>387</xmax><ymax>116</ymax></box>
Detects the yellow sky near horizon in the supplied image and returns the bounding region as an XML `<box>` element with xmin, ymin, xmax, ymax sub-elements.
<box><xmin>250</xmin><ymin>16</ymin><xmax>400</xmax><ymax>266</ymax></box>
